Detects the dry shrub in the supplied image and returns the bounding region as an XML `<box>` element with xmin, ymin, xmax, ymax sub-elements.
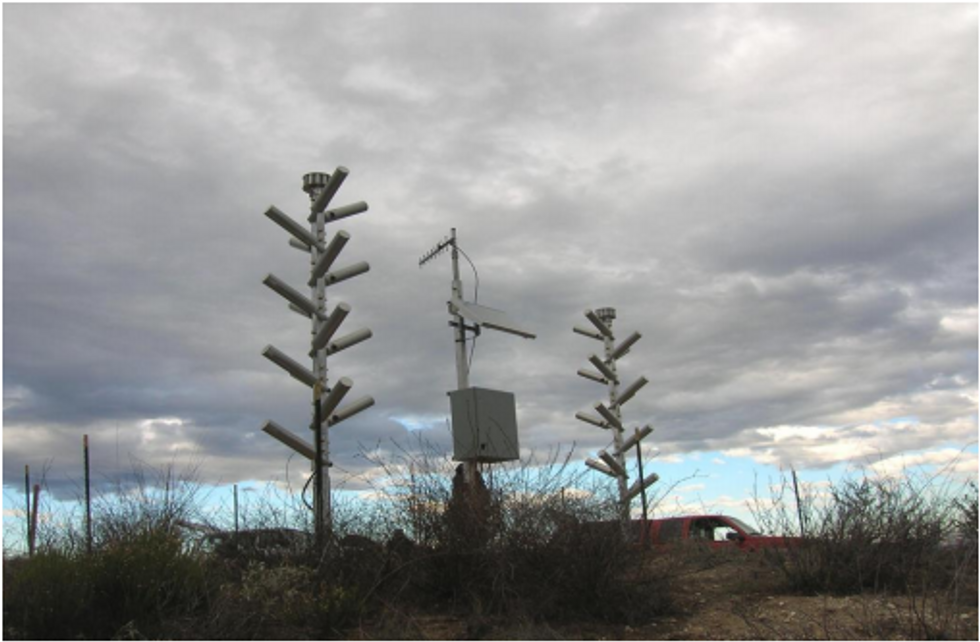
<box><xmin>751</xmin><ymin>466</ymin><xmax>978</xmax><ymax>640</ymax></box>
<box><xmin>357</xmin><ymin>439</ymin><xmax>675</xmax><ymax>624</ymax></box>
<box><xmin>754</xmin><ymin>469</ymin><xmax>974</xmax><ymax>596</ymax></box>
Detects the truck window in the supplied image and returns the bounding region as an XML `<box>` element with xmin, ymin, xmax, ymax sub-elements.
<box><xmin>659</xmin><ymin>519</ymin><xmax>683</xmax><ymax>542</ymax></box>
<box><xmin>723</xmin><ymin>516</ymin><xmax>762</xmax><ymax>536</ymax></box>
<box><xmin>714</xmin><ymin>525</ymin><xmax>739</xmax><ymax>541</ymax></box>
<box><xmin>690</xmin><ymin>518</ymin><xmax>716</xmax><ymax>541</ymax></box>
<box><xmin>691</xmin><ymin>517</ymin><xmax>741</xmax><ymax>542</ymax></box>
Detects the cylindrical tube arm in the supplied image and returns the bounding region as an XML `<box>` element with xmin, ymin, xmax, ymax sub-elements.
<box><xmin>573</xmin><ymin>326</ymin><xmax>604</xmax><ymax>341</ymax></box>
<box><xmin>324</xmin><ymin>261</ymin><xmax>370</xmax><ymax>287</ymax></box>
<box><xmin>624</xmin><ymin>473</ymin><xmax>659</xmax><ymax>502</ymax></box>
<box><xmin>265</xmin><ymin>205</ymin><xmax>321</xmax><ymax>250</ymax></box>
<box><xmin>575</xmin><ymin>411</ymin><xmax>608</xmax><ymax>429</ymax></box>
<box><xmin>614</xmin><ymin>425</ymin><xmax>654</xmax><ymax>457</ymax></box>
<box><xmin>616</xmin><ymin>375</ymin><xmax>649</xmax><ymax>408</ymax></box>
<box><xmin>326</xmin><ymin>328</ymin><xmax>373</xmax><ymax>355</ymax></box>
<box><xmin>611</xmin><ymin>331</ymin><xmax>642</xmax><ymax>360</ymax></box>
<box><xmin>319</xmin><ymin>377</ymin><xmax>352</xmax><ymax>419</ymax></box>
<box><xmin>326</xmin><ymin>201</ymin><xmax>368</xmax><ymax>222</ymax></box>
<box><xmin>309</xmin><ymin>230</ymin><xmax>350</xmax><ymax>285</ymax></box>
<box><xmin>263</xmin><ymin>273</ymin><xmax>318</xmax><ymax>318</ymax></box>
<box><xmin>327</xmin><ymin>395</ymin><xmax>375</xmax><ymax>427</ymax></box>
<box><xmin>577</xmin><ymin>368</ymin><xmax>608</xmax><ymax>385</ymax></box>
<box><xmin>594</xmin><ymin>402</ymin><xmax>623</xmax><ymax>430</ymax></box>
<box><xmin>310</xmin><ymin>166</ymin><xmax>349</xmax><ymax>215</ymax></box>
<box><xmin>262</xmin><ymin>345</ymin><xmax>317</xmax><ymax>388</ymax></box>
<box><xmin>584</xmin><ymin>309</ymin><xmax>613</xmax><ymax>338</ymax></box>
<box><xmin>311</xmin><ymin>302</ymin><xmax>351</xmax><ymax>354</ymax></box>
<box><xmin>588</xmin><ymin>354</ymin><xmax>618</xmax><ymax>383</ymax></box>
<box><xmin>586</xmin><ymin>458</ymin><xmax>617</xmax><ymax>478</ymax></box>
<box><xmin>262</xmin><ymin>420</ymin><xmax>329</xmax><ymax>467</ymax></box>
<box><xmin>598</xmin><ymin>451</ymin><xmax>628</xmax><ymax>478</ymax></box>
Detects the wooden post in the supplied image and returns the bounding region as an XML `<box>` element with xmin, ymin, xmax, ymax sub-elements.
<box><xmin>635</xmin><ymin>430</ymin><xmax>649</xmax><ymax>547</ymax></box>
<box><xmin>29</xmin><ymin>484</ymin><xmax>40</xmax><ymax>556</ymax></box>
<box><xmin>233</xmin><ymin>484</ymin><xmax>239</xmax><ymax>533</ymax></box>
<box><xmin>24</xmin><ymin>465</ymin><xmax>31</xmax><ymax>557</ymax></box>
<box><xmin>792</xmin><ymin>469</ymin><xmax>806</xmax><ymax>537</ymax></box>
<box><xmin>84</xmin><ymin>435</ymin><xmax>93</xmax><ymax>554</ymax></box>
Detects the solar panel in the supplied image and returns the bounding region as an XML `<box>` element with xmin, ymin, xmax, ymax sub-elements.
<box><xmin>450</xmin><ymin>296</ymin><xmax>536</xmax><ymax>339</ymax></box>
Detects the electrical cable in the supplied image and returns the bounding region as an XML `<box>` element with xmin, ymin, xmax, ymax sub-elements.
<box><xmin>467</xmin><ymin>334</ymin><xmax>478</xmax><ymax>375</ymax></box>
<box><xmin>456</xmin><ymin>244</ymin><xmax>479</xmax><ymax>304</ymax></box>
<box><xmin>455</xmin><ymin>243</ymin><xmax>481</xmax><ymax>372</ymax></box>
<box><xmin>301</xmin><ymin>472</ymin><xmax>314</xmax><ymax>512</ymax></box>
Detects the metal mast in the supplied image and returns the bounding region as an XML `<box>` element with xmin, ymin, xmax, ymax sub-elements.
<box><xmin>260</xmin><ymin>166</ymin><xmax>374</xmax><ymax>541</ymax></box>
<box><xmin>575</xmin><ymin>307</ymin><xmax>657</xmax><ymax>528</ymax></box>
<box><xmin>304</xmin><ymin>173</ymin><xmax>331</xmax><ymax>525</ymax></box>
<box><xmin>449</xmin><ymin>229</ymin><xmax>470</xmax><ymax>392</ymax></box>
<box><xmin>598</xmin><ymin>308</ymin><xmax>629</xmax><ymax>512</ymax></box>
<box><xmin>420</xmin><ymin>229</ymin><xmax>476</xmax><ymax>482</ymax></box>
<box><xmin>420</xmin><ymin>228</ymin><xmax>535</xmax><ymax>483</ymax></box>
<box><xmin>447</xmin><ymin>230</ymin><xmax>477</xmax><ymax>483</ymax></box>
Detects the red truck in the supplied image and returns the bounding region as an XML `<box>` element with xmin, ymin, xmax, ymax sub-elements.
<box><xmin>642</xmin><ymin>514</ymin><xmax>799</xmax><ymax>551</ymax></box>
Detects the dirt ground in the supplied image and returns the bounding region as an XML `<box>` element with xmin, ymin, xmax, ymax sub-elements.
<box><xmin>352</xmin><ymin>551</ymin><xmax>979</xmax><ymax>640</ymax></box>
<box><xmin>620</xmin><ymin>555</ymin><xmax>978</xmax><ymax>641</ymax></box>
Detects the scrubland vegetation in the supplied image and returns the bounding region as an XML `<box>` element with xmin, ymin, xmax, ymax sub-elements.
<box><xmin>3</xmin><ymin>449</ymin><xmax>977</xmax><ymax>640</ymax></box>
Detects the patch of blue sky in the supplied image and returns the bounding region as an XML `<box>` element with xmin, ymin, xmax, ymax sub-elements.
<box><xmin>390</xmin><ymin>414</ymin><xmax>448</xmax><ymax>432</ymax></box>
<box><xmin>883</xmin><ymin>415</ymin><xmax>920</xmax><ymax>425</ymax></box>
<box><xmin>6</xmin><ymin>440</ymin><xmax>973</xmax><ymax>555</ymax></box>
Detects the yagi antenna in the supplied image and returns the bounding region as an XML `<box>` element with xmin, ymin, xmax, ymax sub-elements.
<box><xmin>419</xmin><ymin>228</ymin><xmax>535</xmax><ymax>339</ymax></box>
<box><xmin>419</xmin><ymin>234</ymin><xmax>454</xmax><ymax>267</ymax></box>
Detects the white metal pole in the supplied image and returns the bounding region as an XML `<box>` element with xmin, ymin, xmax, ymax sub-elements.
<box><xmin>598</xmin><ymin>308</ymin><xmax>630</xmax><ymax>524</ymax></box>
<box><xmin>449</xmin><ymin>229</ymin><xmax>478</xmax><ymax>484</ymax></box>
<box><xmin>305</xmin><ymin>174</ymin><xmax>331</xmax><ymax>534</ymax></box>
<box><xmin>451</xmin><ymin>229</ymin><xmax>469</xmax><ymax>391</ymax></box>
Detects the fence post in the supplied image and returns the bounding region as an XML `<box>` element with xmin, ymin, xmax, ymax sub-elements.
<box><xmin>792</xmin><ymin>468</ymin><xmax>807</xmax><ymax>537</ymax></box>
<box><xmin>84</xmin><ymin>435</ymin><xmax>93</xmax><ymax>554</ymax></box>
<box><xmin>24</xmin><ymin>465</ymin><xmax>31</xmax><ymax>557</ymax></box>
<box><xmin>29</xmin><ymin>484</ymin><xmax>41</xmax><ymax>556</ymax></box>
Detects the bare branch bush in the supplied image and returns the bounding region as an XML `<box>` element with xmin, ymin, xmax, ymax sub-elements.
<box><xmin>347</xmin><ymin>436</ymin><xmax>673</xmax><ymax>625</ymax></box>
<box><xmin>750</xmin><ymin>465</ymin><xmax>978</xmax><ymax>639</ymax></box>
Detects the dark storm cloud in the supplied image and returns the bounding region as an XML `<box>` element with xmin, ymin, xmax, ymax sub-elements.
<box><xmin>4</xmin><ymin>4</ymin><xmax>976</xmax><ymax>498</ymax></box>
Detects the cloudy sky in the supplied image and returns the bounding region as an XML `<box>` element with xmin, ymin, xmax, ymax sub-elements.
<box><xmin>4</xmin><ymin>4</ymin><xmax>977</xmax><ymax>518</ymax></box>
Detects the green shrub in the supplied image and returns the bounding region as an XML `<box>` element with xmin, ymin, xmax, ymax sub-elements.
<box><xmin>89</xmin><ymin>529</ymin><xmax>208</xmax><ymax>637</ymax></box>
<box><xmin>3</xmin><ymin>529</ymin><xmax>209</xmax><ymax>640</ymax></box>
<box><xmin>3</xmin><ymin>551</ymin><xmax>92</xmax><ymax>640</ymax></box>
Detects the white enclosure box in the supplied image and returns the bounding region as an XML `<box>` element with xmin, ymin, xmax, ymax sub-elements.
<box><xmin>448</xmin><ymin>387</ymin><xmax>520</xmax><ymax>462</ymax></box>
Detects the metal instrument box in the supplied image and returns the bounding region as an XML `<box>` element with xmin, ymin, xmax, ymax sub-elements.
<box><xmin>448</xmin><ymin>387</ymin><xmax>520</xmax><ymax>462</ymax></box>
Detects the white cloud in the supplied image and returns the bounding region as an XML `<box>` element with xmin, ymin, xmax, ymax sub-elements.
<box><xmin>868</xmin><ymin>448</ymin><xmax>979</xmax><ymax>481</ymax></box>
<box><xmin>709</xmin><ymin>414</ymin><xmax>977</xmax><ymax>472</ymax></box>
<box><xmin>939</xmin><ymin>307</ymin><xmax>979</xmax><ymax>338</ymax></box>
<box><xmin>2</xmin><ymin>4</ymin><xmax>975</xmax><ymax>499</ymax></box>
<box><xmin>342</xmin><ymin>61</ymin><xmax>435</xmax><ymax>103</ymax></box>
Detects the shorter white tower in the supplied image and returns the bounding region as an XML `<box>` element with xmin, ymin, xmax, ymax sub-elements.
<box><xmin>574</xmin><ymin>307</ymin><xmax>658</xmax><ymax>527</ymax></box>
